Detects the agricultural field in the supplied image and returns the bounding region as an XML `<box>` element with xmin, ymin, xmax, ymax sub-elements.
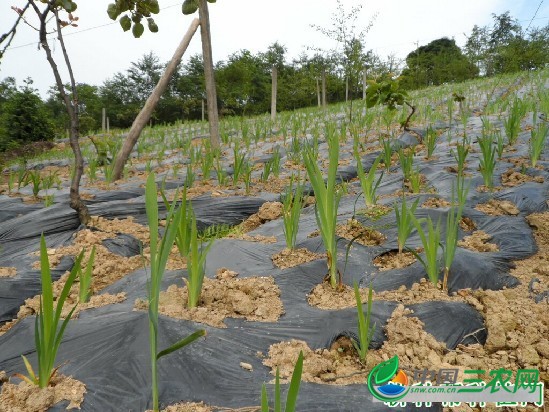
<box><xmin>0</xmin><ymin>68</ymin><xmax>548</xmax><ymax>411</ymax></box>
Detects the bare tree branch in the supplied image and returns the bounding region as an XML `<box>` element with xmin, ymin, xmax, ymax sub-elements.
<box><xmin>0</xmin><ymin>3</ymin><xmax>31</xmax><ymax>62</ymax></box>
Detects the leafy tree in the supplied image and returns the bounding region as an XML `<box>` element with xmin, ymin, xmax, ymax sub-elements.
<box><xmin>0</xmin><ymin>79</ymin><xmax>55</xmax><ymax>151</ymax></box>
<box><xmin>400</xmin><ymin>38</ymin><xmax>478</xmax><ymax>89</ymax></box>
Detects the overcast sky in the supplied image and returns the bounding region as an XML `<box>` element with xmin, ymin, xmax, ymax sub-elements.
<box><xmin>0</xmin><ymin>0</ymin><xmax>547</xmax><ymax>97</ymax></box>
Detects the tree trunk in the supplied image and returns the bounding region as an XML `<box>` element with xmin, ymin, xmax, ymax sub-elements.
<box><xmin>111</xmin><ymin>18</ymin><xmax>199</xmax><ymax>181</ymax></box>
<box><xmin>33</xmin><ymin>2</ymin><xmax>89</xmax><ymax>224</ymax></box>
<box><xmin>321</xmin><ymin>68</ymin><xmax>327</xmax><ymax>109</ymax></box>
<box><xmin>345</xmin><ymin>76</ymin><xmax>349</xmax><ymax>103</ymax></box>
<box><xmin>362</xmin><ymin>66</ymin><xmax>367</xmax><ymax>100</ymax></box>
<box><xmin>316</xmin><ymin>76</ymin><xmax>321</xmax><ymax>107</ymax></box>
<box><xmin>270</xmin><ymin>65</ymin><xmax>277</xmax><ymax>122</ymax></box>
<box><xmin>198</xmin><ymin>0</ymin><xmax>220</xmax><ymax>149</ymax></box>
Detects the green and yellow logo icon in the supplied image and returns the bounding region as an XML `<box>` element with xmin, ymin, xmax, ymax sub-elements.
<box><xmin>367</xmin><ymin>356</ymin><xmax>410</xmax><ymax>402</ymax></box>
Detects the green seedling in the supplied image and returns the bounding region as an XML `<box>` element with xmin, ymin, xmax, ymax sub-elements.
<box><xmin>530</xmin><ymin>114</ymin><xmax>548</xmax><ymax>167</ymax></box>
<box><xmin>145</xmin><ymin>173</ymin><xmax>205</xmax><ymax>411</ymax></box>
<box><xmin>408</xmin><ymin>168</ymin><xmax>422</xmax><ymax>193</ymax></box>
<box><xmin>495</xmin><ymin>130</ymin><xmax>505</xmax><ymax>159</ymax></box>
<box><xmin>352</xmin><ymin>282</ymin><xmax>376</xmax><ymax>362</ymax></box>
<box><xmin>271</xmin><ymin>148</ymin><xmax>281</xmax><ymax>177</ymax></box>
<box><xmin>18</xmin><ymin>235</ymin><xmax>82</xmax><ymax>388</ymax></box>
<box><xmin>451</xmin><ymin>139</ymin><xmax>469</xmax><ymax>176</ymax></box>
<box><xmin>398</xmin><ymin>148</ymin><xmax>414</xmax><ymax>180</ymax></box>
<box><xmin>186</xmin><ymin>212</ymin><xmax>214</xmax><ymax>309</ymax></box>
<box><xmin>261</xmin><ymin>351</ymin><xmax>304</xmax><ymax>412</ymax></box>
<box><xmin>262</xmin><ymin>159</ymin><xmax>273</xmax><ymax>183</ymax></box>
<box><xmin>477</xmin><ymin>135</ymin><xmax>496</xmax><ymax>188</ymax></box>
<box><xmin>282</xmin><ymin>176</ymin><xmax>305</xmax><ymax>250</ymax></box>
<box><xmin>232</xmin><ymin>144</ymin><xmax>247</xmax><ymax>186</ymax></box>
<box><xmin>394</xmin><ymin>197</ymin><xmax>421</xmax><ymax>255</ymax></box>
<box><xmin>215</xmin><ymin>158</ymin><xmax>228</xmax><ymax>186</ymax></box>
<box><xmin>303</xmin><ymin>124</ymin><xmax>342</xmax><ymax>289</ymax></box>
<box><xmin>410</xmin><ymin>216</ymin><xmax>442</xmax><ymax>286</ymax></box>
<box><xmin>425</xmin><ymin>126</ymin><xmax>439</xmax><ymax>159</ymax></box>
<box><xmin>355</xmin><ymin>153</ymin><xmax>383</xmax><ymax>208</ymax></box>
<box><xmin>504</xmin><ymin>97</ymin><xmax>527</xmax><ymax>145</ymax></box>
<box><xmin>26</xmin><ymin>170</ymin><xmax>42</xmax><ymax>198</ymax></box>
<box><xmin>380</xmin><ymin>136</ymin><xmax>393</xmax><ymax>171</ymax></box>
<box><xmin>78</xmin><ymin>246</ymin><xmax>96</xmax><ymax>303</ymax></box>
<box><xmin>185</xmin><ymin>164</ymin><xmax>195</xmax><ymax>188</ymax></box>
<box><xmin>442</xmin><ymin>180</ymin><xmax>469</xmax><ymax>291</ymax></box>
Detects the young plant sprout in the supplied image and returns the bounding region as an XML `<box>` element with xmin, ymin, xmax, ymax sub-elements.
<box><xmin>282</xmin><ymin>176</ymin><xmax>305</xmax><ymax>250</ymax></box>
<box><xmin>78</xmin><ymin>246</ymin><xmax>96</xmax><ymax>303</ymax></box>
<box><xmin>451</xmin><ymin>139</ymin><xmax>469</xmax><ymax>176</ymax></box>
<box><xmin>398</xmin><ymin>148</ymin><xmax>413</xmax><ymax>180</ymax></box>
<box><xmin>394</xmin><ymin>196</ymin><xmax>421</xmax><ymax>255</ymax></box>
<box><xmin>303</xmin><ymin>124</ymin><xmax>342</xmax><ymax>289</ymax></box>
<box><xmin>352</xmin><ymin>282</ymin><xmax>375</xmax><ymax>362</ymax></box>
<box><xmin>530</xmin><ymin>113</ymin><xmax>548</xmax><ymax>167</ymax></box>
<box><xmin>477</xmin><ymin>135</ymin><xmax>497</xmax><ymax>188</ymax></box>
<box><xmin>261</xmin><ymin>351</ymin><xmax>304</xmax><ymax>412</ymax></box>
<box><xmin>408</xmin><ymin>168</ymin><xmax>422</xmax><ymax>193</ymax></box>
<box><xmin>19</xmin><ymin>235</ymin><xmax>82</xmax><ymax>388</ymax></box>
<box><xmin>424</xmin><ymin>125</ymin><xmax>439</xmax><ymax>159</ymax></box>
<box><xmin>145</xmin><ymin>173</ymin><xmax>205</xmax><ymax>411</ymax></box>
<box><xmin>186</xmin><ymin>211</ymin><xmax>214</xmax><ymax>309</ymax></box>
<box><xmin>442</xmin><ymin>178</ymin><xmax>470</xmax><ymax>291</ymax></box>
<box><xmin>410</xmin><ymin>216</ymin><xmax>443</xmax><ymax>286</ymax></box>
<box><xmin>380</xmin><ymin>136</ymin><xmax>393</xmax><ymax>171</ymax></box>
<box><xmin>355</xmin><ymin>153</ymin><xmax>383</xmax><ymax>208</ymax></box>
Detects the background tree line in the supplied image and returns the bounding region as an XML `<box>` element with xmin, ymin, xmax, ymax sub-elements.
<box><xmin>0</xmin><ymin>11</ymin><xmax>547</xmax><ymax>151</ymax></box>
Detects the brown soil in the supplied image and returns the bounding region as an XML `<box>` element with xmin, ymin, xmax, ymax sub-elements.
<box><xmin>460</xmin><ymin>216</ymin><xmax>477</xmax><ymax>231</ymax></box>
<box><xmin>0</xmin><ymin>267</ymin><xmax>16</xmax><ymax>278</ymax></box>
<box><xmin>236</xmin><ymin>202</ymin><xmax>283</xmax><ymax>233</ymax></box>
<box><xmin>458</xmin><ymin>230</ymin><xmax>499</xmax><ymax>252</ymax></box>
<box><xmin>156</xmin><ymin>402</ymin><xmax>213</xmax><ymax>412</ymax></box>
<box><xmin>134</xmin><ymin>275</ymin><xmax>283</xmax><ymax>328</ymax></box>
<box><xmin>501</xmin><ymin>168</ymin><xmax>544</xmax><ymax>187</ymax></box>
<box><xmin>336</xmin><ymin>219</ymin><xmax>386</xmax><ymax>246</ymax></box>
<box><xmin>475</xmin><ymin>199</ymin><xmax>520</xmax><ymax>216</ymax></box>
<box><xmin>422</xmin><ymin>197</ymin><xmax>451</xmax><ymax>208</ymax></box>
<box><xmin>373</xmin><ymin>250</ymin><xmax>417</xmax><ymax>271</ymax></box>
<box><xmin>226</xmin><ymin>233</ymin><xmax>277</xmax><ymax>244</ymax></box>
<box><xmin>0</xmin><ymin>374</ymin><xmax>86</xmax><ymax>411</ymax></box>
<box><xmin>271</xmin><ymin>248</ymin><xmax>324</xmax><ymax>269</ymax></box>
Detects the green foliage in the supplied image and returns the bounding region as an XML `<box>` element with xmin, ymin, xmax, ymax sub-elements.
<box><xmin>394</xmin><ymin>197</ymin><xmax>420</xmax><ymax>255</ymax></box>
<box><xmin>477</xmin><ymin>135</ymin><xmax>496</xmax><ymax>188</ymax></box>
<box><xmin>366</xmin><ymin>75</ymin><xmax>408</xmax><ymax>110</ymax></box>
<box><xmin>352</xmin><ymin>282</ymin><xmax>375</xmax><ymax>362</ymax></box>
<box><xmin>355</xmin><ymin>153</ymin><xmax>383</xmax><ymax>207</ymax></box>
<box><xmin>442</xmin><ymin>179</ymin><xmax>469</xmax><ymax>290</ymax></box>
<box><xmin>303</xmin><ymin>124</ymin><xmax>342</xmax><ymax>288</ymax></box>
<box><xmin>78</xmin><ymin>246</ymin><xmax>96</xmax><ymax>303</ymax></box>
<box><xmin>145</xmin><ymin>173</ymin><xmax>205</xmax><ymax>411</ymax></box>
<box><xmin>410</xmin><ymin>216</ymin><xmax>442</xmax><ymax>286</ymax></box>
<box><xmin>107</xmin><ymin>0</ymin><xmax>160</xmax><ymax>38</ymax></box>
<box><xmin>425</xmin><ymin>125</ymin><xmax>439</xmax><ymax>159</ymax></box>
<box><xmin>19</xmin><ymin>235</ymin><xmax>81</xmax><ymax>388</ymax></box>
<box><xmin>282</xmin><ymin>176</ymin><xmax>305</xmax><ymax>250</ymax></box>
<box><xmin>400</xmin><ymin>38</ymin><xmax>479</xmax><ymax>89</ymax></box>
<box><xmin>503</xmin><ymin>97</ymin><xmax>527</xmax><ymax>145</ymax></box>
<box><xmin>397</xmin><ymin>148</ymin><xmax>414</xmax><ymax>180</ymax></box>
<box><xmin>530</xmin><ymin>114</ymin><xmax>548</xmax><ymax>167</ymax></box>
<box><xmin>0</xmin><ymin>82</ymin><xmax>55</xmax><ymax>152</ymax></box>
<box><xmin>261</xmin><ymin>351</ymin><xmax>304</xmax><ymax>412</ymax></box>
<box><xmin>186</xmin><ymin>212</ymin><xmax>214</xmax><ymax>309</ymax></box>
